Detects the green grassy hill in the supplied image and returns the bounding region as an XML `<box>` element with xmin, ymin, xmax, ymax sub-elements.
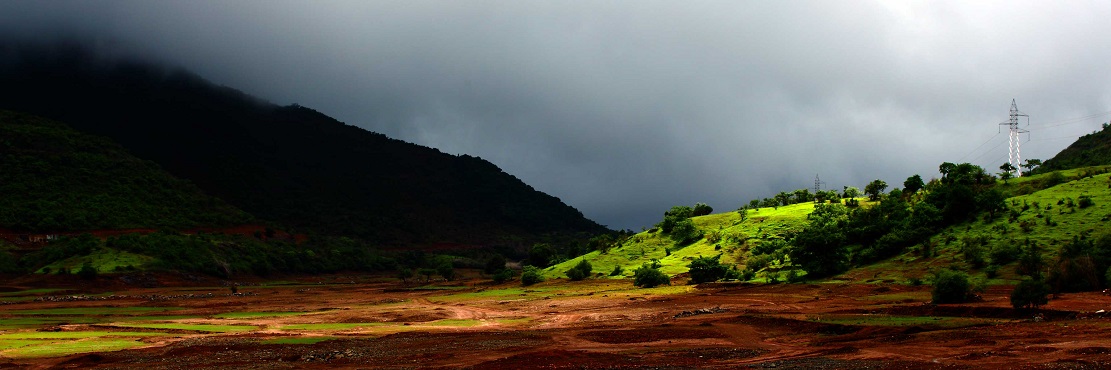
<box><xmin>1036</xmin><ymin>123</ymin><xmax>1111</xmax><ymax>173</ymax></box>
<box><xmin>547</xmin><ymin>165</ymin><xmax>1111</xmax><ymax>287</ymax></box>
<box><xmin>543</xmin><ymin>201</ymin><xmax>818</xmax><ymax>280</ymax></box>
<box><xmin>0</xmin><ymin>111</ymin><xmax>252</xmax><ymax>232</ymax></box>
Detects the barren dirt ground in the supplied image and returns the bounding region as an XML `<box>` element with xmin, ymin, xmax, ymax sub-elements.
<box><xmin>3</xmin><ymin>272</ymin><xmax>1111</xmax><ymax>369</ymax></box>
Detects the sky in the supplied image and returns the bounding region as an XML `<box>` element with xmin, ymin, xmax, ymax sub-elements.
<box><xmin>3</xmin><ymin>1</ymin><xmax>1111</xmax><ymax>230</ymax></box>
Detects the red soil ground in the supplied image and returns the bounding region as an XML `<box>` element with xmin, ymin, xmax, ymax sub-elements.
<box><xmin>3</xmin><ymin>272</ymin><xmax>1110</xmax><ymax>369</ymax></box>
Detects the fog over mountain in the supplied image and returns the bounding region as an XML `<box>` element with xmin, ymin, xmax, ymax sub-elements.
<box><xmin>3</xmin><ymin>1</ymin><xmax>1110</xmax><ymax>229</ymax></box>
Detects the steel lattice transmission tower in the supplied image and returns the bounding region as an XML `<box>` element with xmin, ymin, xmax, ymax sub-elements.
<box><xmin>999</xmin><ymin>99</ymin><xmax>1029</xmax><ymax>176</ymax></box>
<box><xmin>813</xmin><ymin>174</ymin><xmax>825</xmax><ymax>194</ymax></box>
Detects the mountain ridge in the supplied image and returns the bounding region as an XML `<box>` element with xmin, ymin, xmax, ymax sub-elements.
<box><xmin>0</xmin><ymin>42</ymin><xmax>607</xmax><ymax>245</ymax></box>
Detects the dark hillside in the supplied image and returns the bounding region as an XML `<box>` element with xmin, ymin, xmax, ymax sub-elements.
<box><xmin>0</xmin><ymin>111</ymin><xmax>251</xmax><ymax>232</ymax></box>
<box><xmin>0</xmin><ymin>43</ymin><xmax>607</xmax><ymax>244</ymax></box>
<box><xmin>1036</xmin><ymin>123</ymin><xmax>1111</xmax><ymax>173</ymax></box>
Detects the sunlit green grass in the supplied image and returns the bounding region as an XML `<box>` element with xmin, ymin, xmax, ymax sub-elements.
<box><xmin>1</xmin><ymin>338</ymin><xmax>147</xmax><ymax>358</ymax></box>
<box><xmin>809</xmin><ymin>314</ymin><xmax>1004</xmax><ymax>328</ymax></box>
<box><xmin>6</xmin><ymin>307</ymin><xmax>184</xmax><ymax>315</ymax></box>
<box><xmin>109</xmin><ymin>323</ymin><xmax>257</xmax><ymax>333</ymax></box>
<box><xmin>212</xmin><ymin>311</ymin><xmax>308</xmax><ymax>319</ymax></box>
<box><xmin>545</xmin><ymin>202</ymin><xmax>818</xmax><ymax>280</ymax></box>
<box><xmin>0</xmin><ymin>331</ymin><xmax>165</xmax><ymax>339</ymax></box>
<box><xmin>280</xmin><ymin>323</ymin><xmax>388</xmax><ymax>330</ymax></box>
<box><xmin>35</xmin><ymin>247</ymin><xmax>153</xmax><ymax>274</ymax></box>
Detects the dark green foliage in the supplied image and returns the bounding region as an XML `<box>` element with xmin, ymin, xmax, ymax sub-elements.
<box><xmin>1046</xmin><ymin>235</ymin><xmax>1111</xmax><ymax>292</ymax></box>
<box><xmin>492</xmin><ymin>269</ymin><xmax>515</xmax><ymax>283</ymax></box>
<box><xmin>864</xmin><ymin>180</ymin><xmax>888</xmax><ymax>201</ymax></box>
<box><xmin>565</xmin><ymin>259</ymin><xmax>593</xmax><ymax>281</ymax></box>
<box><xmin>687</xmin><ymin>254</ymin><xmax>729</xmax><ymax>283</ymax></box>
<box><xmin>20</xmin><ymin>234</ymin><xmax>98</xmax><ymax>271</ymax></box>
<box><xmin>520</xmin><ymin>265</ymin><xmax>544</xmax><ymax>286</ymax></box>
<box><xmin>931</xmin><ymin>269</ymin><xmax>971</xmax><ymax>304</ymax></box>
<box><xmin>1034</xmin><ymin>122</ymin><xmax>1111</xmax><ymax>173</ymax></box>
<box><xmin>483</xmin><ymin>255</ymin><xmax>507</xmax><ymax>274</ymax></box>
<box><xmin>989</xmin><ymin>243</ymin><xmax>1020</xmax><ymax>265</ymax></box>
<box><xmin>904</xmin><ymin>174</ymin><xmax>924</xmax><ymax>195</ymax></box>
<box><xmin>789</xmin><ymin>204</ymin><xmax>849</xmax><ymax>278</ymax></box>
<box><xmin>528</xmin><ymin>243</ymin><xmax>556</xmax><ymax>268</ymax></box>
<box><xmin>1078</xmin><ymin>195</ymin><xmax>1094</xmax><ymax>209</ymax></box>
<box><xmin>633</xmin><ymin>262</ymin><xmax>670</xmax><ymax>288</ymax></box>
<box><xmin>77</xmin><ymin>262</ymin><xmax>98</xmax><ymax>280</ymax></box>
<box><xmin>669</xmin><ymin>218</ymin><xmax>703</xmax><ymax>246</ymax></box>
<box><xmin>961</xmin><ymin>236</ymin><xmax>987</xmax><ymax>268</ymax></box>
<box><xmin>692</xmin><ymin>203</ymin><xmax>713</xmax><ymax>217</ymax></box>
<box><xmin>0</xmin><ymin>51</ymin><xmax>607</xmax><ymax>245</ymax></box>
<box><xmin>397</xmin><ymin>268</ymin><xmax>414</xmax><ymax>282</ymax></box>
<box><xmin>0</xmin><ymin>249</ymin><xmax>19</xmax><ymax>274</ymax></box>
<box><xmin>436</xmin><ymin>262</ymin><xmax>455</xmax><ymax>281</ymax></box>
<box><xmin>0</xmin><ymin>111</ymin><xmax>251</xmax><ymax>232</ymax></box>
<box><xmin>984</xmin><ymin>264</ymin><xmax>999</xmax><ymax>278</ymax></box>
<box><xmin>1016</xmin><ymin>240</ymin><xmax>1045</xmax><ymax>278</ymax></box>
<box><xmin>1011</xmin><ymin>277</ymin><xmax>1050</xmax><ymax>309</ymax></box>
<box><xmin>419</xmin><ymin>268</ymin><xmax>437</xmax><ymax>282</ymax></box>
<box><xmin>739</xmin><ymin>269</ymin><xmax>756</xmax><ymax>281</ymax></box>
<box><xmin>658</xmin><ymin>206</ymin><xmax>694</xmax><ymax>234</ymax></box>
<box><xmin>609</xmin><ymin>265</ymin><xmax>624</xmax><ymax>276</ymax></box>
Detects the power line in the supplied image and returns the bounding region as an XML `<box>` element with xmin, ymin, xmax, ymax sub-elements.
<box><xmin>957</xmin><ymin>132</ymin><xmax>1001</xmax><ymax>161</ymax></box>
<box><xmin>1028</xmin><ymin>109</ymin><xmax>1111</xmax><ymax>131</ymax></box>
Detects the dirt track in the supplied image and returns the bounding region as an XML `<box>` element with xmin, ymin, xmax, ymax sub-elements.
<box><xmin>3</xmin><ymin>273</ymin><xmax>1111</xmax><ymax>369</ymax></box>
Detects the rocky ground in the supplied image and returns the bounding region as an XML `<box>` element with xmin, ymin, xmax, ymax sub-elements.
<box><xmin>2</xmin><ymin>273</ymin><xmax>1110</xmax><ymax>369</ymax></box>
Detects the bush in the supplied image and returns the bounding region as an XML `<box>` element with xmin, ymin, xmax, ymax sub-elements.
<box><xmin>669</xmin><ymin>218</ymin><xmax>703</xmax><ymax>246</ymax></box>
<box><xmin>1010</xmin><ymin>277</ymin><xmax>1050</xmax><ymax>309</ymax></box>
<box><xmin>77</xmin><ymin>262</ymin><xmax>98</xmax><ymax>280</ymax></box>
<box><xmin>1078</xmin><ymin>195</ymin><xmax>1094</xmax><ymax>209</ymax></box>
<box><xmin>633</xmin><ymin>263</ymin><xmax>670</xmax><ymax>288</ymax></box>
<box><xmin>931</xmin><ymin>269</ymin><xmax>971</xmax><ymax>303</ymax></box>
<box><xmin>739</xmin><ymin>269</ymin><xmax>755</xmax><ymax>281</ymax></box>
<box><xmin>565</xmin><ymin>259</ymin><xmax>593</xmax><ymax>281</ymax></box>
<box><xmin>687</xmin><ymin>255</ymin><xmax>729</xmax><ymax>283</ymax></box>
<box><xmin>492</xmin><ymin>269</ymin><xmax>515</xmax><ymax>283</ymax></box>
<box><xmin>985</xmin><ymin>264</ymin><xmax>999</xmax><ymax>279</ymax></box>
<box><xmin>609</xmin><ymin>265</ymin><xmax>624</xmax><ymax>276</ymax></box>
<box><xmin>397</xmin><ymin>268</ymin><xmax>414</xmax><ymax>282</ymax></box>
<box><xmin>692</xmin><ymin>202</ymin><xmax>714</xmax><ymax>216</ymax></box>
<box><xmin>483</xmin><ymin>255</ymin><xmax>506</xmax><ymax>274</ymax></box>
<box><xmin>520</xmin><ymin>265</ymin><xmax>544</xmax><ymax>286</ymax></box>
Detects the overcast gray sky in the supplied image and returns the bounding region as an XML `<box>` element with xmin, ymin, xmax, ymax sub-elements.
<box><xmin>4</xmin><ymin>1</ymin><xmax>1111</xmax><ymax>230</ymax></box>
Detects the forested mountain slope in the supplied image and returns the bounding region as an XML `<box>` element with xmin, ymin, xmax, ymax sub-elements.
<box><xmin>0</xmin><ymin>43</ymin><xmax>607</xmax><ymax>245</ymax></box>
<box><xmin>0</xmin><ymin>111</ymin><xmax>251</xmax><ymax>232</ymax></box>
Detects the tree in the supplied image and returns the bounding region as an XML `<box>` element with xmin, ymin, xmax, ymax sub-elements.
<box><xmin>669</xmin><ymin>218</ymin><xmax>702</xmax><ymax>246</ymax></box>
<box><xmin>748</xmin><ymin>199</ymin><xmax>761</xmax><ymax>209</ymax></box>
<box><xmin>1021</xmin><ymin>158</ymin><xmax>1042</xmax><ymax>175</ymax></box>
<box><xmin>483</xmin><ymin>255</ymin><xmax>506</xmax><ymax>274</ymax></box>
<box><xmin>418</xmin><ymin>268</ymin><xmax>437</xmax><ymax>282</ymax></box>
<box><xmin>931</xmin><ymin>269</ymin><xmax>971</xmax><ymax>303</ymax></box>
<box><xmin>842</xmin><ymin>186</ymin><xmax>860</xmax><ymax>199</ymax></box>
<box><xmin>788</xmin><ymin>203</ymin><xmax>849</xmax><ymax>278</ymax></box>
<box><xmin>687</xmin><ymin>254</ymin><xmax>729</xmax><ymax>283</ymax></box>
<box><xmin>565</xmin><ymin>259</ymin><xmax>593</xmax><ymax>281</ymax></box>
<box><xmin>633</xmin><ymin>262</ymin><xmax>670</xmax><ymax>288</ymax></box>
<box><xmin>1017</xmin><ymin>240</ymin><xmax>1045</xmax><ymax>278</ymax></box>
<box><xmin>793</xmin><ymin>189</ymin><xmax>813</xmax><ymax>204</ymax></box>
<box><xmin>864</xmin><ymin>180</ymin><xmax>888</xmax><ymax>201</ymax></box>
<box><xmin>397</xmin><ymin>267</ymin><xmax>414</xmax><ymax>282</ymax></box>
<box><xmin>1011</xmin><ymin>277</ymin><xmax>1050</xmax><ymax>309</ymax></box>
<box><xmin>521</xmin><ymin>265</ymin><xmax>544</xmax><ymax>286</ymax></box>
<box><xmin>77</xmin><ymin>262</ymin><xmax>98</xmax><ymax>280</ymax></box>
<box><xmin>999</xmin><ymin>162</ymin><xmax>1017</xmax><ymax>183</ymax></box>
<box><xmin>692</xmin><ymin>203</ymin><xmax>713</xmax><ymax>217</ymax></box>
<box><xmin>528</xmin><ymin>243</ymin><xmax>556</xmax><ymax>268</ymax></box>
<box><xmin>436</xmin><ymin>262</ymin><xmax>455</xmax><ymax>281</ymax></box>
<box><xmin>904</xmin><ymin>174</ymin><xmax>924</xmax><ymax>195</ymax></box>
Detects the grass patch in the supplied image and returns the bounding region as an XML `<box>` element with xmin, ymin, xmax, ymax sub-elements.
<box><xmin>0</xmin><ymin>288</ymin><xmax>64</xmax><ymax>297</ymax></box>
<box><xmin>212</xmin><ymin>311</ymin><xmax>309</xmax><ymax>319</ymax></box>
<box><xmin>810</xmin><ymin>314</ymin><xmax>1002</xmax><ymax>328</ymax></box>
<box><xmin>0</xmin><ymin>331</ymin><xmax>165</xmax><ymax>339</ymax></box>
<box><xmin>35</xmin><ymin>248</ymin><xmax>153</xmax><ymax>274</ymax></box>
<box><xmin>109</xmin><ymin>323</ymin><xmax>257</xmax><ymax>333</ymax></box>
<box><xmin>1</xmin><ymin>338</ymin><xmax>145</xmax><ymax>358</ymax></box>
<box><xmin>423</xmin><ymin>319</ymin><xmax>481</xmax><ymax>327</ymax></box>
<box><xmin>7</xmin><ymin>307</ymin><xmax>184</xmax><ymax>316</ymax></box>
<box><xmin>280</xmin><ymin>323</ymin><xmax>388</xmax><ymax>331</ymax></box>
<box><xmin>260</xmin><ymin>336</ymin><xmax>336</xmax><ymax>345</ymax></box>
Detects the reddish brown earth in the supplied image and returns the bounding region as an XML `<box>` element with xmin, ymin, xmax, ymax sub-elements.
<box><xmin>3</xmin><ymin>273</ymin><xmax>1111</xmax><ymax>369</ymax></box>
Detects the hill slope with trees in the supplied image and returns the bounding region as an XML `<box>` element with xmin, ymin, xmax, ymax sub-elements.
<box><xmin>0</xmin><ymin>43</ymin><xmax>607</xmax><ymax>245</ymax></box>
<box><xmin>0</xmin><ymin>111</ymin><xmax>251</xmax><ymax>232</ymax></box>
<box><xmin>1035</xmin><ymin>122</ymin><xmax>1111</xmax><ymax>174</ymax></box>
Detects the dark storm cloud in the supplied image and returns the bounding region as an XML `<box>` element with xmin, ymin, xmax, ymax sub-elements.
<box><xmin>4</xmin><ymin>1</ymin><xmax>1111</xmax><ymax>229</ymax></box>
